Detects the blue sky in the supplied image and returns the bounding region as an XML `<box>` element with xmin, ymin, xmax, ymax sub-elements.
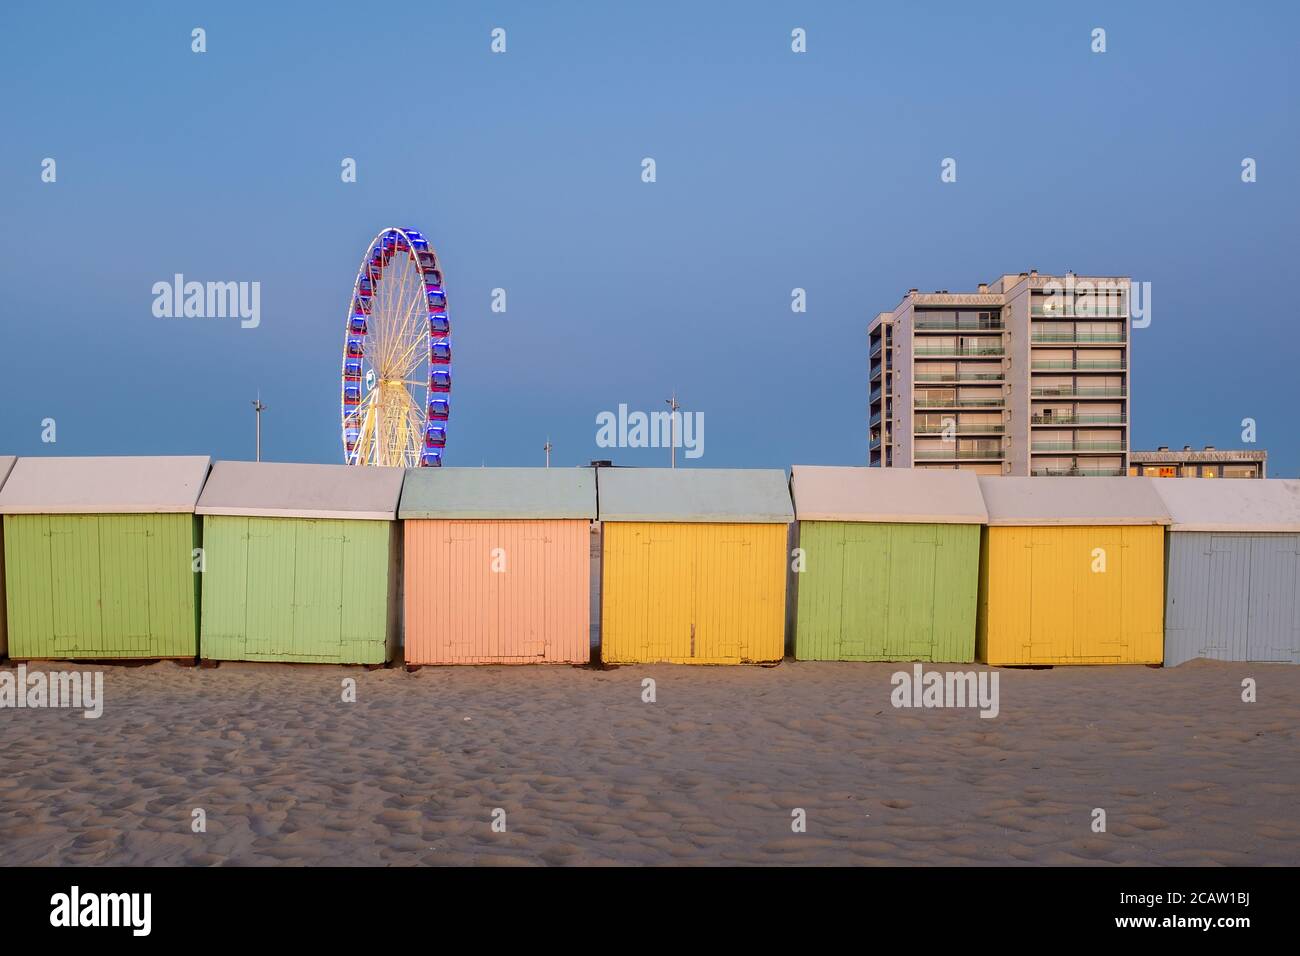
<box><xmin>2</xmin><ymin>1</ymin><xmax>1296</xmax><ymax>472</ymax></box>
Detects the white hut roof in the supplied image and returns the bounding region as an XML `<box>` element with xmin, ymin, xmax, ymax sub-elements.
<box><xmin>977</xmin><ymin>476</ymin><xmax>1171</xmax><ymax>527</ymax></box>
<box><xmin>0</xmin><ymin>456</ymin><xmax>210</xmax><ymax>514</ymax></box>
<box><xmin>790</xmin><ymin>465</ymin><xmax>987</xmax><ymax>523</ymax></box>
<box><xmin>196</xmin><ymin>461</ymin><xmax>403</xmax><ymax>520</ymax></box>
<box><xmin>399</xmin><ymin>467</ymin><xmax>596</xmax><ymax>519</ymax></box>
<box><xmin>597</xmin><ymin>468</ymin><xmax>793</xmax><ymax>523</ymax></box>
<box><xmin>1151</xmin><ymin>478</ymin><xmax>1300</xmax><ymax>533</ymax></box>
<box><xmin>0</xmin><ymin>457</ymin><xmax>15</xmax><ymax>491</ymax></box>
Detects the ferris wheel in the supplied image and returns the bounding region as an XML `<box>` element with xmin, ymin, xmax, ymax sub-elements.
<box><xmin>341</xmin><ymin>226</ymin><xmax>450</xmax><ymax>467</ymax></box>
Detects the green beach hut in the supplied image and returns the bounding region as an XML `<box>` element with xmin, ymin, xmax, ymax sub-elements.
<box><xmin>790</xmin><ymin>465</ymin><xmax>987</xmax><ymax>662</ymax></box>
<box><xmin>0</xmin><ymin>455</ymin><xmax>210</xmax><ymax>660</ymax></box>
<box><xmin>196</xmin><ymin>461</ymin><xmax>404</xmax><ymax>664</ymax></box>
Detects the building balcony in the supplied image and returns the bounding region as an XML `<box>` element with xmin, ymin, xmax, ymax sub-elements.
<box><xmin>1030</xmin><ymin>414</ymin><xmax>1127</xmax><ymax>426</ymax></box>
<box><xmin>914</xmin><ymin>321</ymin><xmax>1004</xmax><ymax>333</ymax></box>
<box><xmin>915</xmin><ymin>423</ymin><xmax>1005</xmax><ymax>434</ymax></box>
<box><xmin>1032</xmin><ymin>466</ymin><xmax>1126</xmax><ymax>477</ymax></box>
<box><xmin>915</xmin><ymin>449</ymin><xmax>1004</xmax><ymax>461</ymax></box>
<box><xmin>1031</xmin><ymin>361</ymin><xmax>1126</xmax><ymax>371</ymax></box>
<box><xmin>1030</xmin><ymin>332</ymin><xmax>1126</xmax><ymax>345</ymax></box>
<box><xmin>915</xmin><ymin>398</ymin><xmax>1004</xmax><ymax>408</ymax></box>
<box><xmin>1031</xmin><ymin>441</ymin><xmax>1127</xmax><ymax>453</ymax></box>
<box><xmin>915</xmin><ymin>372</ymin><xmax>1004</xmax><ymax>383</ymax></box>
<box><xmin>1030</xmin><ymin>308</ymin><xmax>1127</xmax><ymax>319</ymax></box>
<box><xmin>913</xmin><ymin>346</ymin><xmax>1004</xmax><ymax>357</ymax></box>
<box><xmin>1030</xmin><ymin>387</ymin><xmax>1126</xmax><ymax>399</ymax></box>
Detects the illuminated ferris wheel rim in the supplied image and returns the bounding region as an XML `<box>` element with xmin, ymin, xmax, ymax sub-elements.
<box><xmin>340</xmin><ymin>225</ymin><xmax>451</xmax><ymax>468</ymax></box>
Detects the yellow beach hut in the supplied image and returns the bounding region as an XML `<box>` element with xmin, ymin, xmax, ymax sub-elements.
<box><xmin>976</xmin><ymin>476</ymin><xmax>1170</xmax><ymax>665</ymax></box>
<box><xmin>597</xmin><ymin>468</ymin><xmax>793</xmax><ymax>664</ymax></box>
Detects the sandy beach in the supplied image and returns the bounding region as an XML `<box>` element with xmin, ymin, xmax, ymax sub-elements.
<box><xmin>0</xmin><ymin>658</ymin><xmax>1297</xmax><ymax>866</ymax></box>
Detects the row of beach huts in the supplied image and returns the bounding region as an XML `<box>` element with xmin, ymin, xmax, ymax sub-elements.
<box><xmin>0</xmin><ymin>455</ymin><xmax>1296</xmax><ymax>668</ymax></box>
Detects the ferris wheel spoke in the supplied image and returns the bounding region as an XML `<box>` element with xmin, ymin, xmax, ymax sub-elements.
<box><xmin>385</xmin><ymin>261</ymin><xmax>422</xmax><ymax>375</ymax></box>
<box><xmin>387</xmin><ymin>250</ymin><xmax>418</xmax><ymax>354</ymax></box>
<box><xmin>391</xmin><ymin>335</ymin><xmax>426</xmax><ymax>378</ymax></box>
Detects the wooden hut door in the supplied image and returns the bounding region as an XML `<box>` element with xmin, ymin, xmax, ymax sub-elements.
<box><xmin>697</xmin><ymin>536</ymin><xmax>747</xmax><ymax>662</ymax></box>
<box><xmin>1246</xmin><ymin>536</ymin><xmax>1297</xmax><ymax>663</ymax></box>
<box><xmin>1207</xmin><ymin>536</ymin><xmax>1252</xmax><ymax>661</ymax></box>
<box><xmin>291</xmin><ymin>523</ymin><xmax>346</xmax><ymax>661</ymax></box>
<box><xmin>1027</xmin><ymin>529</ymin><xmax>1067</xmax><ymax>662</ymax></box>
<box><xmin>445</xmin><ymin>524</ymin><xmax>485</xmax><ymax>661</ymax></box>
<box><xmin>48</xmin><ymin>516</ymin><xmax>104</xmax><ymax>654</ymax></box>
<box><xmin>518</xmin><ymin>526</ymin><xmax>552</xmax><ymax>660</ymax></box>
<box><xmin>839</xmin><ymin>525</ymin><xmax>887</xmax><ymax>659</ymax></box>
<box><xmin>243</xmin><ymin>520</ymin><xmax>293</xmax><ymax>659</ymax></box>
<box><xmin>899</xmin><ymin>525</ymin><xmax>939</xmax><ymax>659</ymax></box>
<box><xmin>98</xmin><ymin>518</ymin><xmax>153</xmax><ymax>653</ymax></box>
<box><xmin>645</xmin><ymin>528</ymin><xmax>692</xmax><ymax>662</ymax></box>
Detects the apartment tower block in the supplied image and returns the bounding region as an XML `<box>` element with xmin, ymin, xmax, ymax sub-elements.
<box><xmin>868</xmin><ymin>271</ymin><xmax>1130</xmax><ymax>476</ymax></box>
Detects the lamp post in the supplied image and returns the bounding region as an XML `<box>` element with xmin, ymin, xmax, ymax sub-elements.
<box><xmin>251</xmin><ymin>393</ymin><xmax>266</xmax><ymax>462</ymax></box>
<box><xmin>665</xmin><ymin>390</ymin><xmax>680</xmax><ymax>468</ymax></box>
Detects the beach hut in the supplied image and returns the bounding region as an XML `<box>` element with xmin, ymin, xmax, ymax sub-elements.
<box><xmin>0</xmin><ymin>456</ymin><xmax>16</xmax><ymax>659</ymax></box>
<box><xmin>597</xmin><ymin>468</ymin><xmax>793</xmax><ymax>664</ymax></box>
<box><xmin>0</xmin><ymin>456</ymin><xmax>209</xmax><ymax>660</ymax></box>
<box><xmin>790</xmin><ymin>465</ymin><xmax>987</xmax><ymax>662</ymax></box>
<box><xmin>976</xmin><ymin>476</ymin><xmax>1169</xmax><ymax>665</ymax></box>
<box><xmin>1152</xmin><ymin>478</ymin><xmax>1300</xmax><ymax>666</ymax></box>
<box><xmin>196</xmin><ymin>461</ymin><xmax>403</xmax><ymax>664</ymax></box>
<box><xmin>400</xmin><ymin>467</ymin><xmax>596</xmax><ymax>665</ymax></box>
